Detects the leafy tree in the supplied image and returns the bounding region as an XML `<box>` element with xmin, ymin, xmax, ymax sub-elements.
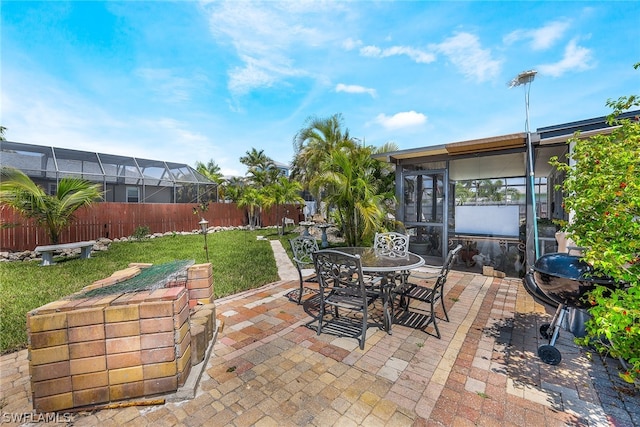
<box><xmin>195</xmin><ymin>159</ymin><xmax>225</xmax><ymax>202</ymax></box>
<box><xmin>240</xmin><ymin>148</ymin><xmax>278</xmax><ymax>188</ymax></box>
<box><xmin>237</xmin><ymin>187</ymin><xmax>264</xmax><ymax>229</ymax></box>
<box><xmin>311</xmin><ymin>144</ymin><xmax>386</xmax><ymax>246</ymax></box>
<box><xmin>224</xmin><ymin>177</ymin><xmax>245</xmax><ymax>203</ymax></box>
<box><xmin>0</xmin><ymin>167</ymin><xmax>103</xmax><ymax>244</ymax></box>
<box><xmin>292</xmin><ymin>114</ymin><xmax>357</xmax><ymax>217</ymax></box>
<box><xmin>238</xmin><ymin>148</ymin><xmax>282</xmax><ymax>225</ymax></box>
<box><xmin>0</xmin><ymin>126</ymin><xmax>6</xmax><ymax>140</ymax></box>
<box><xmin>195</xmin><ymin>159</ymin><xmax>223</xmax><ymax>182</ymax></box>
<box><xmin>240</xmin><ymin>147</ymin><xmax>271</xmax><ymax>170</ymax></box>
<box><xmin>264</xmin><ymin>176</ymin><xmax>304</xmax><ymax>235</ymax></box>
<box><xmin>550</xmin><ymin>68</ymin><xmax>639</xmax><ymax>383</ymax></box>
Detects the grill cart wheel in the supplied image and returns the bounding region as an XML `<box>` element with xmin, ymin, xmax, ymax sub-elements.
<box><xmin>538</xmin><ymin>344</ymin><xmax>562</xmax><ymax>365</ymax></box>
<box><xmin>539</xmin><ymin>323</ymin><xmax>553</xmax><ymax>339</ymax></box>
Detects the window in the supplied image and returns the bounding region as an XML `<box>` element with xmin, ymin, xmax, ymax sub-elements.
<box><xmin>48</xmin><ymin>183</ymin><xmax>57</xmax><ymax>196</ymax></box>
<box><xmin>126</xmin><ymin>186</ymin><xmax>140</xmax><ymax>203</ymax></box>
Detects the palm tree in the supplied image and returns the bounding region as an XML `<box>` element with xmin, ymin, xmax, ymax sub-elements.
<box><xmin>224</xmin><ymin>177</ymin><xmax>245</xmax><ymax>203</ymax></box>
<box><xmin>240</xmin><ymin>148</ymin><xmax>270</xmax><ymax>169</ymax></box>
<box><xmin>264</xmin><ymin>176</ymin><xmax>304</xmax><ymax>235</ymax></box>
<box><xmin>240</xmin><ymin>148</ymin><xmax>280</xmax><ymax>190</ymax></box>
<box><xmin>237</xmin><ymin>187</ymin><xmax>264</xmax><ymax>229</ymax></box>
<box><xmin>291</xmin><ymin>114</ymin><xmax>357</xmax><ymax>217</ymax></box>
<box><xmin>311</xmin><ymin>145</ymin><xmax>385</xmax><ymax>246</ymax></box>
<box><xmin>195</xmin><ymin>159</ymin><xmax>225</xmax><ymax>202</ymax></box>
<box><xmin>0</xmin><ymin>167</ymin><xmax>103</xmax><ymax>244</ymax></box>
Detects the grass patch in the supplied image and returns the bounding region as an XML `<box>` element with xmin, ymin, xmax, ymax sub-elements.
<box><xmin>0</xmin><ymin>229</ymin><xmax>287</xmax><ymax>354</ymax></box>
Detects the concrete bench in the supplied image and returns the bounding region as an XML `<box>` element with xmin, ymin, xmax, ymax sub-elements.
<box><xmin>34</xmin><ymin>240</ymin><xmax>96</xmax><ymax>266</ymax></box>
<box><xmin>284</xmin><ymin>218</ymin><xmax>295</xmax><ymax>227</ymax></box>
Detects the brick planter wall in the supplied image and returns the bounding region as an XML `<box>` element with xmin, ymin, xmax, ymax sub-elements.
<box><xmin>26</xmin><ymin>263</ymin><xmax>215</xmax><ymax>413</ymax></box>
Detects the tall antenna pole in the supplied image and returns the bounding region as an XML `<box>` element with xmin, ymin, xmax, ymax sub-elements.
<box><xmin>510</xmin><ymin>70</ymin><xmax>539</xmax><ymax>261</ymax></box>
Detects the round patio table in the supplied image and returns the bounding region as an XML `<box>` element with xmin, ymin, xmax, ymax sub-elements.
<box><xmin>336</xmin><ymin>247</ymin><xmax>425</xmax><ymax>273</ymax></box>
<box><xmin>333</xmin><ymin>247</ymin><xmax>425</xmax><ymax>333</ymax></box>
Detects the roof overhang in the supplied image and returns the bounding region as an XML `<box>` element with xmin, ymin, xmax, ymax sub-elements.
<box><xmin>373</xmin><ymin>133</ymin><xmax>528</xmax><ymax>163</ymax></box>
<box><xmin>539</xmin><ymin>126</ymin><xmax>617</xmax><ymax>145</ymax></box>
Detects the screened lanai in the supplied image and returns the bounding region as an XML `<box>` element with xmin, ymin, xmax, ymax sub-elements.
<box><xmin>0</xmin><ymin>141</ymin><xmax>217</xmax><ymax>204</ymax></box>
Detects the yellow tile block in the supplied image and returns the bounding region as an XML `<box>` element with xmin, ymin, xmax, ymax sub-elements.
<box><xmin>105</xmin><ymin>320</ymin><xmax>140</xmax><ymax>338</ymax></box>
<box><xmin>139</xmin><ymin>301</ymin><xmax>174</xmax><ymax>319</ymax></box>
<box><xmin>176</xmin><ymin>343</ymin><xmax>191</xmax><ymax>373</ymax></box>
<box><xmin>109</xmin><ymin>365</ymin><xmax>144</xmax><ymax>385</ymax></box>
<box><xmin>109</xmin><ymin>381</ymin><xmax>144</xmax><ymax>401</ymax></box>
<box><xmin>104</xmin><ymin>305</ymin><xmax>140</xmax><ymax>323</ymax></box>
<box><xmin>27</xmin><ymin>312</ymin><xmax>68</xmax><ymax>333</ymax></box>
<box><xmin>72</xmin><ymin>371</ymin><xmax>109</xmax><ymax>391</ymax></box>
<box><xmin>73</xmin><ymin>386</ymin><xmax>109</xmax><ymax>407</ymax></box>
<box><xmin>32</xmin><ymin>376</ymin><xmax>72</xmax><ymax>398</ymax></box>
<box><xmin>68</xmin><ymin>324</ymin><xmax>105</xmax><ymax>343</ymax></box>
<box><xmin>110</xmin><ymin>267</ymin><xmax>141</xmax><ymax>280</ymax></box>
<box><xmin>30</xmin><ymin>345</ymin><xmax>69</xmax><ymax>366</ymax></box>
<box><xmin>143</xmin><ymin>361</ymin><xmax>177</xmax><ymax>380</ymax></box>
<box><xmin>33</xmin><ymin>392</ymin><xmax>73</xmax><ymax>413</ymax></box>
<box><xmin>175</xmin><ymin>318</ymin><xmax>190</xmax><ymax>343</ymax></box>
<box><xmin>67</xmin><ymin>308</ymin><xmax>105</xmax><ymax>327</ymax></box>
<box><xmin>187</xmin><ymin>263</ymin><xmax>212</xmax><ymax>280</ymax></box>
<box><xmin>29</xmin><ymin>329</ymin><xmax>68</xmax><ymax>349</ymax></box>
<box><xmin>69</xmin><ymin>356</ymin><xmax>106</xmax><ymax>375</ymax></box>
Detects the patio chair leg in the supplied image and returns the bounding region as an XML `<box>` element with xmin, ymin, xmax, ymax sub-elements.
<box><xmin>430</xmin><ymin>300</ymin><xmax>441</xmax><ymax>339</ymax></box>
<box><xmin>360</xmin><ymin>312</ymin><xmax>367</xmax><ymax>350</ymax></box>
<box><xmin>317</xmin><ymin>306</ymin><xmax>324</xmax><ymax>336</ymax></box>
<box><xmin>441</xmin><ymin>297</ymin><xmax>449</xmax><ymax>322</ymax></box>
<box><xmin>297</xmin><ymin>280</ymin><xmax>303</xmax><ymax>304</ymax></box>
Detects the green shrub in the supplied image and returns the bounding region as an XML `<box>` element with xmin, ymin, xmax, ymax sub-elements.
<box><xmin>132</xmin><ymin>225</ymin><xmax>151</xmax><ymax>240</ymax></box>
<box><xmin>551</xmin><ymin>81</ymin><xmax>639</xmax><ymax>384</ymax></box>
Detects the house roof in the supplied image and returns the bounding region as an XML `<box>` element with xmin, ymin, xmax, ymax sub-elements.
<box><xmin>373</xmin><ymin>110</ymin><xmax>640</xmax><ymax>163</ymax></box>
<box><xmin>372</xmin><ymin>133</ymin><xmax>527</xmax><ymax>163</ymax></box>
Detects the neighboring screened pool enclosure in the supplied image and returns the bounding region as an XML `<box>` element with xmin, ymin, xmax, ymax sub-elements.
<box><xmin>0</xmin><ymin>141</ymin><xmax>217</xmax><ymax>204</ymax></box>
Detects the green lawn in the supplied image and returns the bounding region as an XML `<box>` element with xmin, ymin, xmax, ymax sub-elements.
<box><xmin>0</xmin><ymin>228</ymin><xmax>299</xmax><ymax>354</ymax></box>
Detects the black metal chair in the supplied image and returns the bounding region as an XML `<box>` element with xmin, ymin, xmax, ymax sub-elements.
<box><xmin>289</xmin><ymin>235</ymin><xmax>320</xmax><ymax>304</ymax></box>
<box><xmin>373</xmin><ymin>232</ymin><xmax>410</xmax><ymax>258</ymax></box>
<box><xmin>373</xmin><ymin>231</ymin><xmax>411</xmax><ymax>286</ymax></box>
<box><xmin>312</xmin><ymin>249</ymin><xmax>384</xmax><ymax>349</ymax></box>
<box><xmin>393</xmin><ymin>244</ymin><xmax>462</xmax><ymax>338</ymax></box>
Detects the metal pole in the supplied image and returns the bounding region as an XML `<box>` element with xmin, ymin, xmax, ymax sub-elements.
<box><xmin>203</xmin><ymin>232</ymin><xmax>209</xmax><ymax>263</ymax></box>
<box><xmin>510</xmin><ymin>70</ymin><xmax>539</xmax><ymax>263</ymax></box>
<box><xmin>199</xmin><ymin>218</ymin><xmax>210</xmax><ymax>263</ymax></box>
<box><xmin>524</xmin><ymin>81</ymin><xmax>540</xmax><ymax>260</ymax></box>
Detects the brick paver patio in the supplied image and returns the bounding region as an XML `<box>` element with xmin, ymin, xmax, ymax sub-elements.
<box><xmin>1</xmin><ymin>258</ymin><xmax>638</xmax><ymax>426</ymax></box>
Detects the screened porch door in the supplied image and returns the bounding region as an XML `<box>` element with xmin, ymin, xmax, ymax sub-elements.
<box><xmin>403</xmin><ymin>171</ymin><xmax>447</xmax><ymax>265</ymax></box>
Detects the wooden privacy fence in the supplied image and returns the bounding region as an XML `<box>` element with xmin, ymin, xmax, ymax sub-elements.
<box><xmin>0</xmin><ymin>202</ymin><xmax>304</xmax><ymax>252</ymax></box>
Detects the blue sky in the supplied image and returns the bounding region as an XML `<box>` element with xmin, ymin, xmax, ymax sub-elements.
<box><xmin>2</xmin><ymin>1</ymin><xmax>639</xmax><ymax>176</ymax></box>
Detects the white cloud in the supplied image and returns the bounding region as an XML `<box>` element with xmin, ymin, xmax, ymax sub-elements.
<box><xmin>375</xmin><ymin>111</ymin><xmax>427</xmax><ymax>130</ymax></box>
<box><xmin>201</xmin><ymin>1</ymin><xmax>346</xmax><ymax>96</ymax></box>
<box><xmin>342</xmin><ymin>37</ymin><xmax>362</xmax><ymax>51</ymax></box>
<box><xmin>504</xmin><ymin>20</ymin><xmax>571</xmax><ymax>50</ymax></box>
<box><xmin>335</xmin><ymin>83</ymin><xmax>376</xmax><ymax>97</ymax></box>
<box><xmin>431</xmin><ymin>32</ymin><xmax>501</xmax><ymax>82</ymax></box>
<box><xmin>360</xmin><ymin>44</ymin><xmax>435</xmax><ymax>64</ymax></box>
<box><xmin>537</xmin><ymin>39</ymin><xmax>594</xmax><ymax>77</ymax></box>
